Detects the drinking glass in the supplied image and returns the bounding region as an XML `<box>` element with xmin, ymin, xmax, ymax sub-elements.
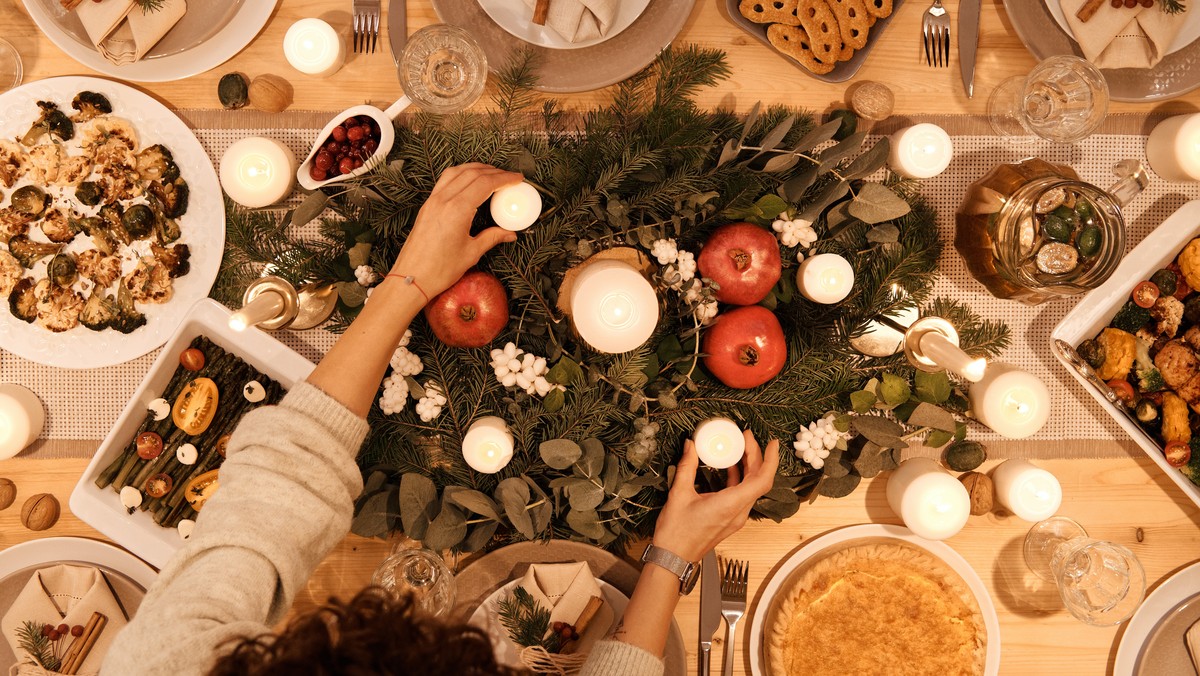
<box><xmin>988</xmin><ymin>55</ymin><xmax>1109</xmax><ymax>144</ymax></box>
<box><xmin>1024</xmin><ymin>517</ymin><xmax>1145</xmax><ymax>626</ymax></box>
<box><xmin>371</xmin><ymin>547</ymin><xmax>457</xmax><ymax>617</ymax></box>
<box><xmin>0</xmin><ymin>38</ymin><xmax>22</xmax><ymax>93</ymax></box>
<box><xmin>398</xmin><ymin>24</ymin><xmax>487</xmax><ymax>115</ymax></box>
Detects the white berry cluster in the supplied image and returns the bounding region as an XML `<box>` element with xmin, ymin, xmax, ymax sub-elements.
<box><xmin>651</xmin><ymin>238</ymin><xmax>680</xmax><ymax>265</ymax></box>
<box><xmin>355</xmin><ymin>265</ymin><xmax>378</xmax><ymax>287</ymax></box>
<box><xmin>651</xmin><ymin>238</ymin><xmax>698</xmax><ymax>291</ymax></box>
<box><xmin>415</xmin><ymin>382</ymin><xmax>447</xmax><ymax>422</ymax></box>
<box><xmin>489</xmin><ymin>342</ymin><xmax>565</xmax><ymax>398</ymax></box>
<box><xmin>793</xmin><ymin>414</ymin><xmax>849</xmax><ymax>469</ymax></box>
<box><xmin>684</xmin><ymin>284</ymin><xmax>719</xmax><ymax>323</ymax></box>
<box><xmin>772</xmin><ymin>214</ymin><xmax>818</xmax><ymax>250</ymax></box>
<box><xmin>378</xmin><ymin>330</ymin><xmax>423</xmax><ymax>415</ymax></box>
<box><xmin>628</xmin><ymin>419</ymin><xmax>660</xmax><ymax>458</ymax></box>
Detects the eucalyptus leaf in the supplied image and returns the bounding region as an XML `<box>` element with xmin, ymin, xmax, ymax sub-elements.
<box><xmin>423</xmin><ymin>503</ymin><xmax>467</xmax><ymax>551</ymax></box>
<box><xmin>602</xmin><ymin>454</ymin><xmax>621</xmax><ymax>494</ymax></box>
<box><xmin>823</xmin><ymin>456</ymin><xmax>851</xmax><ymax>479</ymax></box>
<box><xmin>848</xmin><ymin>183</ymin><xmax>911</xmax><ymax>224</ymax></box>
<box><xmin>866</xmin><ymin>224</ymin><xmax>900</xmax><ymax>244</ymax></box>
<box><xmin>790</xmin><ymin>119</ymin><xmax>841</xmax><ymax>153</ymax></box>
<box><xmin>627</xmin><ymin>442</ymin><xmax>652</xmax><ymax>468</ymax></box>
<box><xmin>462</xmin><ymin>521</ymin><xmax>500</xmax><ymax>552</ymax></box>
<box><xmin>818</xmin><ymin>472</ymin><xmax>861</xmax><ymax>498</ymax></box>
<box><xmin>495</xmin><ymin>477</ymin><xmax>535</xmax><ymax>538</ymax></box>
<box><xmin>754</xmin><ymin>490</ymin><xmax>801</xmax><ymax>522</ymax></box>
<box><xmin>841</xmin><ymin>137</ymin><xmax>890</xmax><ymax>180</ymax></box>
<box><xmin>892</xmin><ymin>400</ymin><xmax>918</xmax><ymax>422</ymax></box>
<box><xmin>542</xmin><ymin>389</ymin><xmax>565</xmax><ymax>412</ymax></box>
<box><xmin>443</xmin><ymin>486</ymin><xmax>502</xmax><ymax>522</ymax></box>
<box><xmin>926</xmin><ymin>429</ymin><xmax>953</xmax><ymax>448</ymax></box>
<box><xmin>797</xmin><ymin>180</ymin><xmax>849</xmax><ymax>222</ymax></box>
<box><xmin>717</xmin><ymin>138</ymin><xmax>740</xmax><ymax>167</ymax></box>
<box><xmin>879</xmin><ymin>373</ymin><xmax>911</xmax><ymax>405</ymax></box>
<box><xmin>363</xmin><ymin>470</ymin><xmax>388</xmax><ymax>495</ymax></box>
<box><xmin>852</xmin><ymin>444</ymin><xmax>885</xmax><ymax>479</ymax></box>
<box><xmin>540</xmin><ymin>438</ymin><xmax>583</xmax><ymax>469</ymax></box>
<box><xmin>852</xmin><ymin>415</ymin><xmax>909</xmax><ymax>449</ymax></box>
<box><xmin>351</xmin><ymin>491</ymin><xmax>391</xmax><ymax>538</ymax></box>
<box><xmin>816</xmin><ymin>131</ymin><xmax>867</xmax><ymax>173</ymax></box>
<box><xmin>399</xmin><ymin>473</ymin><xmax>438</xmax><ymax>540</ymax></box>
<box><xmin>850</xmin><ymin>389</ymin><xmax>877</xmax><ymax>413</ymax></box>
<box><xmin>736</xmin><ymin>102</ymin><xmax>762</xmax><ymax>147</ymax></box>
<box><xmin>780</xmin><ymin>166</ymin><xmax>818</xmax><ymax>204</ymax></box>
<box><xmin>907</xmin><ymin>402</ymin><xmax>958</xmax><ymax>432</ymax></box>
<box><xmin>914</xmin><ymin>370</ymin><xmax>952</xmax><ymax>404</ymax></box>
<box><xmin>760</xmin><ymin>153</ymin><xmax>800</xmax><ymax>173</ymax></box>
<box><xmin>568</xmin><ymin>480</ymin><xmax>605</xmax><ymax>511</ymax></box>
<box><xmin>580</xmin><ymin>438</ymin><xmax>605</xmax><ymax>478</ymax></box>
<box><xmin>754</xmin><ymin>114</ymin><xmax>796</xmax><ymax>153</ymax></box>
<box><xmin>290</xmin><ymin>190</ymin><xmax>329</xmax><ymax>228</ymax></box>
<box><xmin>336</xmin><ymin>281</ymin><xmax>368</xmax><ymax>308</ymax></box>
<box><xmin>345</xmin><ymin>185</ymin><xmax>383</xmax><ymax>208</ymax></box>
<box><xmin>347</xmin><ymin>242</ymin><xmax>373</xmax><ymax>269</ymax></box>
<box><xmin>566</xmin><ymin>509</ymin><xmax>606</xmax><ymax>540</ymax></box>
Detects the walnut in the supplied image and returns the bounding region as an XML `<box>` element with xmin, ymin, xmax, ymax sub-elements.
<box><xmin>958</xmin><ymin>471</ymin><xmax>993</xmax><ymax>516</ymax></box>
<box><xmin>21</xmin><ymin>493</ymin><xmax>59</xmax><ymax>531</ymax></box>
<box><xmin>849</xmin><ymin>81</ymin><xmax>894</xmax><ymax>121</ymax></box>
<box><xmin>0</xmin><ymin>478</ymin><xmax>15</xmax><ymax>510</ymax></box>
<box><xmin>249</xmin><ymin>75</ymin><xmax>294</xmax><ymax>114</ymax></box>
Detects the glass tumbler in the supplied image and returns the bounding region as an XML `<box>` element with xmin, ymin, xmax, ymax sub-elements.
<box><xmin>371</xmin><ymin>547</ymin><xmax>457</xmax><ymax>617</ymax></box>
<box><xmin>398</xmin><ymin>24</ymin><xmax>487</xmax><ymax>115</ymax></box>
<box><xmin>0</xmin><ymin>38</ymin><xmax>22</xmax><ymax>93</ymax></box>
<box><xmin>988</xmin><ymin>55</ymin><xmax>1109</xmax><ymax>144</ymax></box>
<box><xmin>1024</xmin><ymin>517</ymin><xmax>1145</xmax><ymax>626</ymax></box>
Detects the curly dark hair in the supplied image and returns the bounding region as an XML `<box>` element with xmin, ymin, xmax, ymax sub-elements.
<box><xmin>209</xmin><ymin>587</ymin><xmax>526</xmax><ymax>676</ymax></box>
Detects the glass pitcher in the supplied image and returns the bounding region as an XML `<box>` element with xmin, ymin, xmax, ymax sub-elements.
<box><xmin>954</xmin><ymin>158</ymin><xmax>1149</xmax><ymax>305</ymax></box>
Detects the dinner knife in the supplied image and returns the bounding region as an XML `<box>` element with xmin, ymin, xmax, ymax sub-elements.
<box><xmin>388</xmin><ymin>0</ymin><xmax>408</xmax><ymax>67</ymax></box>
<box><xmin>959</xmin><ymin>0</ymin><xmax>981</xmax><ymax>98</ymax></box>
<box><xmin>698</xmin><ymin>551</ymin><xmax>721</xmax><ymax>676</ymax></box>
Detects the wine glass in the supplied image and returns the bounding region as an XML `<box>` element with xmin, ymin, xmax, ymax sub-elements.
<box><xmin>988</xmin><ymin>55</ymin><xmax>1109</xmax><ymax>144</ymax></box>
<box><xmin>398</xmin><ymin>24</ymin><xmax>488</xmax><ymax>116</ymax></box>
<box><xmin>0</xmin><ymin>38</ymin><xmax>21</xmax><ymax>93</ymax></box>
<box><xmin>371</xmin><ymin>546</ymin><xmax>457</xmax><ymax>617</ymax></box>
<box><xmin>1024</xmin><ymin>517</ymin><xmax>1145</xmax><ymax>626</ymax></box>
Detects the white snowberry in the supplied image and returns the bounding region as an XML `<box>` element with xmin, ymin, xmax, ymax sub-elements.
<box><xmin>772</xmin><ymin>216</ymin><xmax>818</xmax><ymax>249</ymax></box>
<box><xmin>490</xmin><ymin>342</ymin><xmax>562</xmax><ymax>397</ymax></box>
<box><xmin>378</xmin><ymin>373</ymin><xmax>410</xmax><ymax>415</ymax></box>
<box><xmin>651</xmin><ymin>238</ymin><xmax>679</xmax><ymax>265</ymax></box>
<box><xmin>389</xmin><ymin>346</ymin><xmax>424</xmax><ymax>376</ymax></box>
<box><xmin>416</xmin><ymin>382</ymin><xmax>448</xmax><ymax>422</ymax></box>
<box><xmin>398</xmin><ymin>329</ymin><xmax>412</xmax><ymax>348</ymax></box>
<box><xmin>694</xmin><ymin>300</ymin><xmax>718</xmax><ymax>322</ymax></box>
<box><xmin>355</xmin><ymin>265</ymin><xmax>378</xmax><ymax>286</ymax></box>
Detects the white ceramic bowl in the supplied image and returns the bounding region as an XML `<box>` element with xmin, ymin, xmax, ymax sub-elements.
<box><xmin>69</xmin><ymin>299</ymin><xmax>315</xmax><ymax>569</ymax></box>
<box><xmin>1051</xmin><ymin>199</ymin><xmax>1200</xmax><ymax>509</ymax></box>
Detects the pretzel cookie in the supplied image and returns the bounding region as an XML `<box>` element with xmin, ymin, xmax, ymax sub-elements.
<box><xmin>794</xmin><ymin>0</ymin><xmax>841</xmax><ymax>65</ymax></box>
<box><xmin>767</xmin><ymin>24</ymin><xmax>836</xmax><ymax>74</ymax></box>
<box><xmin>863</xmin><ymin>0</ymin><xmax>893</xmax><ymax>19</ymax></box>
<box><xmin>826</xmin><ymin>0</ymin><xmax>871</xmax><ymax>50</ymax></box>
<box><xmin>739</xmin><ymin>0</ymin><xmax>801</xmax><ymax>25</ymax></box>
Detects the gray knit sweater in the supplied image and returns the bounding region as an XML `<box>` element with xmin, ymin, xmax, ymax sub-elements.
<box><xmin>101</xmin><ymin>383</ymin><xmax>662</xmax><ymax>676</ymax></box>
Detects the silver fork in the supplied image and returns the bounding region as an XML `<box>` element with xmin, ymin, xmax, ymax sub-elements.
<box><xmin>719</xmin><ymin>557</ymin><xmax>748</xmax><ymax>676</ymax></box>
<box><xmin>922</xmin><ymin>0</ymin><xmax>951</xmax><ymax>67</ymax></box>
<box><xmin>352</xmin><ymin>0</ymin><xmax>381</xmax><ymax>54</ymax></box>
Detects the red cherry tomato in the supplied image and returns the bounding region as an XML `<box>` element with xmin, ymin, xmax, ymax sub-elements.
<box><xmin>1106</xmin><ymin>379</ymin><xmax>1136</xmax><ymax>406</ymax></box>
<box><xmin>1132</xmin><ymin>281</ymin><xmax>1160</xmax><ymax>308</ymax></box>
<box><xmin>144</xmin><ymin>473</ymin><xmax>174</xmax><ymax>498</ymax></box>
<box><xmin>1169</xmin><ymin>263</ymin><xmax>1191</xmax><ymax>300</ymax></box>
<box><xmin>180</xmin><ymin>348</ymin><xmax>205</xmax><ymax>372</ymax></box>
<box><xmin>1166</xmin><ymin>440</ymin><xmax>1192</xmax><ymax>468</ymax></box>
<box><xmin>136</xmin><ymin>431</ymin><xmax>164</xmax><ymax>459</ymax></box>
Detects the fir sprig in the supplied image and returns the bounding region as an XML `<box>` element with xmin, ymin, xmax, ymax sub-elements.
<box><xmin>497</xmin><ymin>587</ymin><xmax>562</xmax><ymax>653</ymax></box>
<box><xmin>1161</xmin><ymin>0</ymin><xmax>1186</xmax><ymax>14</ymax></box>
<box><xmin>16</xmin><ymin>621</ymin><xmax>59</xmax><ymax>672</ymax></box>
<box><xmin>138</xmin><ymin>0</ymin><xmax>165</xmax><ymax>12</ymax></box>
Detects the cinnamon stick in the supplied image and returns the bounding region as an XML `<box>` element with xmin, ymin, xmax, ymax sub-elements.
<box><xmin>532</xmin><ymin>0</ymin><xmax>552</xmax><ymax>25</ymax></box>
<box><xmin>560</xmin><ymin>596</ymin><xmax>604</xmax><ymax>655</ymax></box>
<box><xmin>61</xmin><ymin>612</ymin><xmax>107</xmax><ymax>675</ymax></box>
<box><xmin>1076</xmin><ymin>0</ymin><xmax>1106</xmax><ymax>22</ymax></box>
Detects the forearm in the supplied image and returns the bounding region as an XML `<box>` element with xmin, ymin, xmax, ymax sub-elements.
<box><xmin>611</xmin><ymin>564</ymin><xmax>681</xmax><ymax>658</ymax></box>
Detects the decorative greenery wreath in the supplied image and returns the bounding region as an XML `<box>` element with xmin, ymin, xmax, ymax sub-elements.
<box><xmin>215</xmin><ymin>47</ymin><xmax>1009</xmax><ymax>553</ymax></box>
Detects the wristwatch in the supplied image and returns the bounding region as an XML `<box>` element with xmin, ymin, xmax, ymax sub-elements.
<box><xmin>640</xmin><ymin>543</ymin><xmax>701</xmax><ymax>595</ymax></box>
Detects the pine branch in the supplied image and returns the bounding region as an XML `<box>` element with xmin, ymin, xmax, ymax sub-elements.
<box><xmin>16</xmin><ymin>621</ymin><xmax>59</xmax><ymax>672</ymax></box>
<box><xmin>497</xmin><ymin>587</ymin><xmax>562</xmax><ymax>652</ymax></box>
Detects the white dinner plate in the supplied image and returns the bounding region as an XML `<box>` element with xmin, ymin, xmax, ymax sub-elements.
<box><xmin>746</xmin><ymin>524</ymin><xmax>1001</xmax><ymax>676</ymax></box>
<box><xmin>475</xmin><ymin>0</ymin><xmax>652</xmax><ymax>50</ymax></box>
<box><xmin>0</xmin><ymin>537</ymin><xmax>158</xmax><ymax>585</ymax></box>
<box><xmin>468</xmin><ymin>579</ymin><xmax>627</xmax><ymax>667</ymax></box>
<box><xmin>21</xmin><ymin>0</ymin><xmax>277</xmax><ymax>82</ymax></box>
<box><xmin>0</xmin><ymin>76</ymin><xmax>223</xmax><ymax>369</ymax></box>
<box><xmin>1115</xmin><ymin>560</ymin><xmax>1200</xmax><ymax>675</ymax></box>
<box><xmin>1042</xmin><ymin>0</ymin><xmax>1200</xmax><ymax>57</ymax></box>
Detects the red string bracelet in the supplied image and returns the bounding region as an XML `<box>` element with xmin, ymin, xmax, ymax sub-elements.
<box><xmin>384</xmin><ymin>273</ymin><xmax>429</xmax><ymax>303</ymax></box>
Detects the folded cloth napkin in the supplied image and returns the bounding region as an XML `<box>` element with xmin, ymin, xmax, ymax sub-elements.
<box><xmin>1061</xmin><ymin>0</ymin><xmax>1189</xmax><ymax>68</ymax></box>
<box><xmin>1</xmin><ymin>565</ymin><xmax>129</xmax><ymax>674</ymax></box>
<box><xmin>518</xmin><ymin>562</ymin><xmax>614</xmax><ymax>651</ymax></box>
<box><xmin>75</xmin><ymin>0</ymin><xmax>187</xmax><ymax>66</ymax></box>
<box><xmin>1187</xmin><ymin>615</ymin><xmax>1200</xmax><ymax>673</ymax></box>
<box><xmin>521</xmin><ymin>0</ymin><xmax>619</xmax><ymax>43</ymax></box>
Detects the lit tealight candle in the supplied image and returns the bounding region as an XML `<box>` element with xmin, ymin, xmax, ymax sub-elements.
<box><xmin>461</xmin><ymin>416</ymin><xmax>515</xmax><ymax>474</ymax></box>
<box><xmin>490</xmin><ymin>182</ymin><xmax>542</xmax><ymax>232</ymax></box>
<box><xmin>693</xmin><ymin>417</ymin><xmax>746</xmax><ymax>469</ymax></box>
<box><xmin>886</xmin><ymin>457</ymin><xmax>971</xmax><ymax>540</ymax></box>
<box><xmin>0</xmin><ymin>384</ymin><xmax>44</xmax><ymax>460</ymax></box>
<box><xmin>570</xmin><ymin>260</ymin><xmax>659</xmax><ymax>354</ymax></box>
<box><xmin>888</xmin><ymin>123</ymin><xmax>953</xmax><ymax>179</ymax></box>
<box><xmin>284</xmin><ymin>18</ymin><xmax>346</xmax><ymax>78</ymax></box>
<box><xmin>969</xmin><ymin>363</ymin><xmax>1050</xmax><ymax>439</ymax></box>
<box><xmin>796</xmin><ymin>253</ymin><xmax>854</xmax><ymax>304</ymax></box>
<box><xmin>1146</xmin><ymin>114</ymin><xmax>1200</xmax><ymax>182</ymax></box>
<box><xmin>219</xmin><ymin>137</ymin><xmax>297</xmax><ymax>208</ymax></box>
<box><xmin>991</xmin><ymin>459</ymin><xmax>1062</xmax><ymax>521</ymax></box>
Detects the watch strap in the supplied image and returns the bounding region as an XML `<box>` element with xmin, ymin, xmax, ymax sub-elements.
<box><xmin>641</xmin><ymin>543</ymin><xmax>700</xmax><ymax>594</ymax></box>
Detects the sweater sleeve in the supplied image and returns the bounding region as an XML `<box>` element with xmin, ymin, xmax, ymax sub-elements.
<box><xmin>580</xmin><ymin>640</ymin><xmax>665</xmax><ymax>676</ymax></box>
<box><xmin>101</xmin><ymin>383</ymin><xmax>369</xmax><ymax>676</ymax></box>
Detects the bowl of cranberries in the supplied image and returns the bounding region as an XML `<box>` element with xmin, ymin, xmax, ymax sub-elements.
<box><xmin>297</xmin><ymin>104</ymin><xmax>395</xmax><ymax>190</ymax></box>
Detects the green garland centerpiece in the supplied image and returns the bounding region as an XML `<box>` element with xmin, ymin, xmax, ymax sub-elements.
<box><xmin>214</xmin><ymin>47</ymin><xmax>1008</xmax><ymax>553</ymax></box>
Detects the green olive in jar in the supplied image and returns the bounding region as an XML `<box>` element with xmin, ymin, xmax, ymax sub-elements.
<box><xmin>1077</xmin><ymin>226</ymin><xmax>1102</xmax><ymax>258</ymax></box>
<box><xmin>1075</xmin><ymin>198</ymin><xmax>1096</xmax><ymax>222</ymax></box>
<box><xmin>1043</xmin><ymin>215</ymin><xmax>1073</xmax><ymax>242</ymax></box>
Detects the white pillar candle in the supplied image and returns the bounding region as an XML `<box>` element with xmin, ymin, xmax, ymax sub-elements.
<box><xmin>888</xmin><ymin>123</ymin><xmax>953</xmax><ymax>179</ymax></box>
<box><xmin>886</xmin><ymin>457</ymin><xmax>971</xmax><ymax>540</ymax></box>
<box><xmin>0</xmin><ymin>384</ymin><xmax>44</xmax><ymax>460</ymax></box>
<box><xmin>570</xmin><ymin>260</ymin><xmax>659</xmax><ymax>354</ymax></box>
<box><xmin>490</xmin><ymin>182</ymin><xmax>542</xmax><ymax>231</ymax></box>
<box><xmin>991</xmin><ymin>459</ymin><xmax>1062</xmax><ymax>521</ymax></box>
<box><xmin>918</xmin><ymin>331</ymin><xmax>988</xmax><ymax>382</ymax></box>
<box><xmin>461</xmin><ymin>416</ymin><xmax>515</xmax><ymax>474</ymax></box>
<box><xmin>969</xmin><ymin>363</ymin><xmax>1051</xmax><ymax>439</ymax></box>
<box><xmin>693</xmin><ymin>417</ymin><xmax>746</xmax><ymax>469</ymax></box>
<box><xmin>219</xmin><ymin>137</ymin><xmax>297</xmax><ymax>208</ymax></box>
<box><xmin>796</xmin><ymin>253</ymin><xmax>854</xmax><ymax>304</ymax></box>
<box><xmin>1146</xmin><ymin>114</ymin><xmax>1200</xmax><ymax>182</ymax></box>
<box><xmin>284</xmin><ymin>18</ymin><xmax>346</xmax><ymax>78</ymax></box>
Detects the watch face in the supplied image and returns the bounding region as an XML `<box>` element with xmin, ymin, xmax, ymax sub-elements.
<box><xmin>680</xmin><ymin>564</ymin><xmax>701</xmax><ymax>595</ymax></box>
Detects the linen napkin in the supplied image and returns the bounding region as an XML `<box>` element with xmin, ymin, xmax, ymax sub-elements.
<box><xmin>517</xmin><ymin>562</ymin><xmax>614</xmax><ymax>651</ymax></box>
<box><xmin>520</xmin><ymin>0</ymin><xmax>619</xmax><ymax>43</ymax></box>
<box><xmin>1060</xmin><ymin>0</ymin><xmax>1189</xmax><ymax>68</ymax></box>
<box><xmin>1</xmin><ymin>565</ymin><xmax>128</xmax><ymax>673</ymax></box>
<box><xmin>75</xmin><ymin>0</ymin><xmax>187</xmax><ymax>66</ymax></box>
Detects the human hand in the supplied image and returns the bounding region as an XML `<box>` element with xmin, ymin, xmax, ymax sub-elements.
<box><xmin>389</xmin><ymin>163</ymin><xmax>523</xmax><ymax>299</ymax></box>
<box><xmin>651</xmin><ymin>432</ymin><xmax>781</xmax><ymax>562</ymax></box>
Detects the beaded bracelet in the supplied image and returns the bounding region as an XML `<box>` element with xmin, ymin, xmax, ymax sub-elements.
<box><xmin>384</xmin><ymin>273</ymin><xmax>429</xmax><ymax>303</ymax></box>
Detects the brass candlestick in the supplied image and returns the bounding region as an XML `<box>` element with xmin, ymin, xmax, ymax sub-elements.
<box><xmin>229</xmin><ymin>276</ymin><xmax>337</xmax><ymax>331</ymax></box>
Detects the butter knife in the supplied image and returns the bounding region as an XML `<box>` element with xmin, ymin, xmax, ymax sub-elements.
<box><xmin>699</xmin><ymin>551</ymin><xmax>721</xmax><ymax>676</ymax></box>
<box><xmin>959</xmin><ymin>0</ymin><xmax>981</xmax><ymax>98</ymax></box>
<box><xmin>388</xmin><ymin>0</ymin><xmax>407</xmax><ymax>66</ymax></box>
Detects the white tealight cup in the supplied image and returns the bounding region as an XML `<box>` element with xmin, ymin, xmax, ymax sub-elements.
<box><xmin>693</xmin><ymin>418</ymin><xmax>746</xmax><ymax>469</ymax></box>
<box><xmin>1146</xmin><ymin>114</ymin><xmax>1200</xmax><ymax>182</ymax></box>
<box><xmin>991</xmin><ymin>459</ymin><xmax>1062</xmax><ymax>522</ymax></box>
<box><xmin>219</xmin><ymin>137</ymin><xmax>297</xmax><ymax>208</ymax></box>
<box><xmin>796</xmin><ymin>253</ymin><xmax>854</xmax><ymax>304</ymax></box>
<box><xmin>570</xmin><ymin>259</ymin><xmax>659</xmax><ymax>354</ymax></box>
<box><xmin>490</xmin><ymin>182</ymin><xmax>542</xmax><ymax>231</ymax></box>
<box><xmin>284</xmin><ymin>18</ymin><xmax>346</xmax><ymax>78</ymax></box>
<box><xmin>0</xmin><ymin>384</ymin><xmax>45</xmax><ymax>460</ymax></box>
<box><xmin>886</xmin><ymin>457</ymin><xmax>971</xmax><ymax>540</ymax></box>
<box><xmin>888</xmin><ymin>123</ymin><xmax>953</xmax><ymax>179</ymax></box>
<box><xmin>461</xmin><ymin>416</ymin><xmax>515</xmax><ymax>474</ymax></box>
<box><xmin>969</xmin><ymin>363</ymin><xmax>1050</xmax><ymax>439</ymax></box>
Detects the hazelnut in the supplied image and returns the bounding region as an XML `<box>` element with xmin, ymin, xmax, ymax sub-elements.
<box><xmin>249</xmin><ymin>74</ymin><xmax>294</xmax><ymax>114</ymax></box>
<box><xmin>21</xmin><ymin>493</ymin><xmax>59</xmax><ymax>531</ymax></box>
<box><xmin>959</xmin><ymin>471</ymin><xmax>994</xmax><ymax>516</ymax></box>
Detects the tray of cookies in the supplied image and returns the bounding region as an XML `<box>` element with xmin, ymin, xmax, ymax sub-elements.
<box><xmin>728</xmin><ymin>0</ymin><xmax>904</xmax><ymax>82</ymax></box>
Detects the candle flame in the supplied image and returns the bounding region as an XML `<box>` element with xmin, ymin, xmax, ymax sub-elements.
<box><xmin>962</xmin><ymin>358</ymin><xmax>988</xmax><ymax>383</ymax></box>
<box><xmin>229</xmin><ymin>314</ymin><xmax>248</xmax><ymax>332</ymax></box>
<box><xmin>599</xmin><ymin>292</ymin><xmax>637</xmax><ymax>330</ymax></box>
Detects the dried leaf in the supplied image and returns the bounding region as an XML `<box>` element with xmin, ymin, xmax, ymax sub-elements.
<box><xmin>848</xmin><ymin>183</ymin><xmax>911</xmax><ymax>224</ymax></box>
<box><xmin>907</xmin><ymin>402</ymin><xmax>958</xmax><ymax>432</ymax></box>
<box><xmin>540</xmin><ymin>438</ymin><xmax>583</xmax><ymax>469</ymax></box>
<box><xmin>443</xmin><ymin>486</ymin><xmax>502</xmax><ymax>522</ymax></box>
<box><xmin>399</xmin><ymin>473</ymin><xmax>438</xmax><ymax>540</ymax></box>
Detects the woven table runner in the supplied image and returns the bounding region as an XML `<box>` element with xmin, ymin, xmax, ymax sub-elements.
<box><xmin>6</xmin><ymin>111</ymin><xmax>1193</xmax><ymax>461</ymax></box>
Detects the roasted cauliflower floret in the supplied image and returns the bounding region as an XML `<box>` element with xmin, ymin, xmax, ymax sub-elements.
<box><xmin>1156</xmin><ymin>339</ymin><xmax>1200</xmax><ymax>389</ymax></box>
<box><xmin>135</xmin><ymin>144</ymin><xmax>179</xmax><ymax>184</ymax></box>
<box><xmin>39</xmin><ymin>208</ymin><xmax>79</xmax><ymax>243</ymax></box>
<box><xmin>124</xmin><ymin>256</ymin><xmax>174</xmax><ymax>304</ymax></box>
<box><xmin>76</xmin><ymin>249</ymin><xmax>122</xmax><ymax>289</ymax></box>
<box><xmin>0</xmin><ymin>251</ymin><xmax>22</xmax><ymax>297</ymax></box>
<box><xmin>25</xmin><ymin>144</ymin><xmax>63</xmax><ymax>185</ymax></box>
<box><xmin>0</xmin><ymin>208</ymin><xmax>31</xmax><ymax>245</ymax></box>
<box><xmin>0</xmin><ymin>140</ymin><xmax>28</xmax><ymax>188</ymax></box>
<box><xmin>79</xmin><ymin>287</ymin><xmax>117</xmax><ymax>332</ymax></box>
<box><xmin>52</xmin><ymin>153</ymin><xmax>92</xmax><ymax>186</ymax></box>
<box><xmin>34</xmin><ymin>279</ymin><xmax>83</xmax><ymax>333</ymax></box>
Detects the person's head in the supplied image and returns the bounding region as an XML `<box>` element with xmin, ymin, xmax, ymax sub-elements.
<box><xmin>209</xmin><ymin>587</ymin><xmax>523</xmax><ymax>676</ymax></box>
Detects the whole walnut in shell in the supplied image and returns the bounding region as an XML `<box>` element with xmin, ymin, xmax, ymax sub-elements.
<box><xmin>21</xmin><ymin>493</ymin><xmax>59</xmax><ymax>531</ymax></box>
<box><xmin>0</xmin><ymin>478</ymin><xmax>15</xmax><ymax>510</ymax></box>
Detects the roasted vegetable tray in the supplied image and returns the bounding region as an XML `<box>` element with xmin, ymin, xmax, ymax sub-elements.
<box><xmin>1052</xmin><ymin>199</ymin><xmax>1200</xmax><ymax>509</ymax></box>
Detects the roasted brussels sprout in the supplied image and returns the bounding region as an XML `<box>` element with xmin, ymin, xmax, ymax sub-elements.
<box><xmin>218</xmin><ymin>73</ymin><xmax>250</xmax><ymax>110</ymax></box>
<box><xmin>7</xmin><ymin>278</ymin><xmax>37</xmax><ymax>323</ymax></box>
<box><xmin>150</xmin><ymin>177</ymin><xmax>189</xmax><ymax>218</ymax></box>
<box><xmin>21</xmin><ymin>101</ymin><xmax>74</xmax><ymax>145</ymax></box>
<box><xmin>8</xmin><ymin>235</ymin><xmax>62</xmax><ymax>268</ymax></box>
<box><xmin>122</xmin><ymin>204</ymin><xmax>155</xmax><ymax>240</ymax></box>
<box><xmin>11</xmin><ymin>186</ymin><xmax>50</xmax><ymax>218</ymax></box>
<box><xmin>1077</xmin><ymin>338</ymin><xmax>1107</xmax><ymax>370</ymax></box>
<box><xmin>135</xmin><ymin>144</ymin><xmax>179</xmax><ymax>183</ymax></box>
<box><xmin>98</xmin><ymin>203</ymin><xmax>132</xmax><ymax>246</ymax></box>
<box><xmin>1135</xmin><ymin>398</ymin><xmax>1160</xmax><ymax>424</ymax></box>
<box><xmin>75</xmin><ymin>181</ymin><xmax>104</xmax><ymax>207</ymax></box>
<box><xmin>76</xmin><ymin>216</ymin><xmax>115</xmax><ymax>256</ymax></box>
<box><xmin>70</xmin><ymin>91</ymin><xmax>112</xmax><ymax>122</ymax></box>
<box><xmin>1151</xmin><ymin>269</ymin><xmax>1178</xmax><ymax>298</ymax></box>
<box><xmin>154</xmin><ymin>212</ymin><xmax>181</xmax><ymax>244</ymax></box>
<box><xmin>112</xmin><ymin>283</ymin><xmax>146</xmax><ymax>334</ymax></box>
<box><xmin>79</xmin><ymin>288</ymin><xmax>117</xmax><ymax>331</ymax></box>
<box><xmin>46</xmin><ymin>253</ymin><xmax>77</xmax><ymax>287</ymax></box>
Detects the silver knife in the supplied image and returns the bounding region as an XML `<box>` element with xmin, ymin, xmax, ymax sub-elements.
<box><xmin>388</xmin><ymin>0</ymin><xmax>408</xmax><ymax>66</ymax></box>
<box><xmin>959</xmin><ymin>0</ymin><xmax>981</xmax><ymax>98</ymax></box>
<box><xmin>698</xmin><ymin>551</ymin><xmax>721</xmax><ymax>676</ymax></box>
